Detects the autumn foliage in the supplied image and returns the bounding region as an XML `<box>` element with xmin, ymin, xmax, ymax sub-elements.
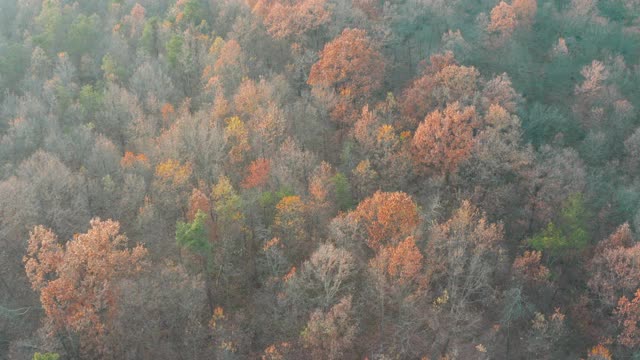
<box><xmin>411</xmin><ymin>102</ymin><xmax>478</xmax><ymax>176</ymax></box>
<box><xmin>488</xmin><ymin>1</ymin><xmax>517</xmax><ymax>36</ymax></box>
<box><xmin>155</xmin><ymin>159</ymin><xmax>193</xmax><ymax>186</ymax></box>
<box><xmin>400</xmin><ymin>52</ymin><xmax>479</xmax><ymax>126</ymax></box>
<box><xmin>512</xmin><ymin>250</ymin><xmax>550</xmax><ymax>285</ymax></box>
<box><xmin>4</xmin><ymin>0</ymin><xmax>640</xmax><ymax>358</ymax></box>
<box><xmin>242</xmin><ymin>158</ymin><xmax>271</xmax><ymax>189</ymax></box>
<box><xmin>120</xmin><ymin>151</ymin><xmax>149</xmax><ymax>168</ymax></box>
<box><xmin>308</xmin><ymin>28</ymin><xmax>385</xmax><ymax>124</ymax></box>
<box><xmin>615</xmin><ymin>289</ymin><xmax>640</xmax><ymax>348</ymax></box>
<box><xmin>348</xmin><ymin>191</ymin><xmax>419</xmax><ymax>251</ymax></box>
<box><xmin>374</xmin><ymin>236</ymin><xmax>423</xmax><ymax>284</ymax></box>
<box><xmin>588</xmin><ymin>223</ymin><xmax>640</xmax><ymax>305</ymax></box>
<box><xmin>256</xmin><ymin>0</ymin><xmax>332</xmax><ymax>39</ymax></box>
<box><xmin>24</xmin><ymin>219</ymin><xmax>147</xmax><ymax>355</ymax></box>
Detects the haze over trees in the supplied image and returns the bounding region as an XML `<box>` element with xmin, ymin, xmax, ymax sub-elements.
<box><xmin>2</xmin><ymin>0</ymin><xmax>640</xmax><ymax>358</ymax></box>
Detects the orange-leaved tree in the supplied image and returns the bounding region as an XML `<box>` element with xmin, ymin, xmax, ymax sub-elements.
<box><xmin>411</xmin><ymin>102</ymin><xmax>478</xmax><ymax>177</ymax></box>
<box><xmin>615</xmin><ymin>289</ymin><xmax>640</xmax><ymax>349</ymax></box>
<box><xmin>588</xmin><ymin>223</ymin><xmax>640</xmax><ymax>306</ymax></box>
<box><xmin>308</xmin><ymin>28</ymin><xmax>385</xmax><ymax>125</ymax></box>
<box><xmin>348</xmin><ymin>191</ymin><xmax>419</xmax><ymax>251</ymax></box>
<box><xmin>24</xmin><ymin>219</ymin><xmax>148</xmax><ymax>356</ymax></box>
<box><xmin>241</xmin><ymin>158</ymin><xmax>271</xmax><ymax>189</ymax></box>
<box><xmin>399</xmin><ymin>52</ymin><xmax>479</xmax><ymax>127</ymax></box>
<box><xmin>256</xmin><ymin>0</ymin><xmax>332</xmax><ymax>40</ymax></box>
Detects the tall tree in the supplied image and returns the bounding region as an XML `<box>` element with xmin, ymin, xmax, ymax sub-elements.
<box><xmin>588</xmin><ymin>223</ymin><xmax>640</xmax><ymax>306</ymax></box>
<box><xmin>24</xmin><ymin>219</ymin><xmax>147</xmax><ymax>358</ymax></box>
<box><xmin>400</xmin><ymin>52</ymin><xmax>479</xmax><ymax>127</ymax></box>
<box><xmin>348</xmin><ymin>191</ymin><xmax>419</xmax><ymax>251</ymax></box>
<box><xmin>257</xmin><ymin>0</ymin><xmax>332</xmax><ymax>40</ymax></box>
<box><xmin>308</xmin><ymin>28</ymin><xmax>385</xmax><ymax>125</ymax></box>
<box><xmin>300</xmin><ymin>296</ymin><xmax>357</xmax><ymax>360</ymax></box>
<box><xmin>411</xmin><ymin>102</ymin><xmax>478</xmax><ymax>177</ymax></box>
<box><xmin>427</xmin><ymin>201</ymin><xmax>506</xmax><ymax>352</ymax></box>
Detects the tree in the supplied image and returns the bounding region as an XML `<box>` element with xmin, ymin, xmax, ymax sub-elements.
<box><xmin>308</xmin><ymin>28</ymin><xmax>385</xmax><ymax>124</ymax></box>
<box><xmin>529</xmin><ymin>193</ymin><xmax>590</xmax><ymax>257</ymax></box>
<box><xmin>233</xmin><ymin>78</ymin><xmax>262</xmax><ymax>118</ymax></box>
<box><xmin>85</xmin><ymin>146</ymin><xmax>117</xmax><ymax>216</ymax></box>
<box><xmin>210</xmin><ymin>38</ymin><xmax>246</xmax><ymax>95</ymax></box>
<box><xmin>97</xmin><ymin>83</ymin><xmax>143</xmax><ymax>148</ymax></box>
<box><xmin>372</xmin><ymin>236</ymin><xmax>423</xmax><ymax>286</ymax></box>
<box><xmin>109</xmin><ymin>262</ymin><xmax>215</xmax><ymax>359</ymax></box>
<box><xmin>224</xmin><ymin>116</ymin><xmax>251</xmax><ymax>164</ymax></box>
<box><xmin>427</xmin><ymin>201</ymin><xmax>505</xmax><ymax>346</ymax></box>
<box><xmin>24</xmin><ymin>219</ymin><xmax>147</xmax><ymax>357</ymax></box>
<box><xmin>258</xmin><ymin>0</ymin><xmax>332</xmax><ymax>40</ymax></box>
<box><xmin>332</xmin><ymin>173</ymin><xmax>354</xmax><ymax>212</ymax></box>
<box><xmin>366</xmin><ymin>235</ymin><xmax>430</xmax><ymax>357</ymax></box>
<box><xmin>615</xmin><ymin>289</ymin><xmax>640</xmax><ymax>349</ymax></box>
<box><xmin>130</xmin><ymin>61</ymin><xmax>175</xmax><ymax>108</ymax></box>
<box><xmin>301</xmin><ymin>296</ymin><xmax>357</xmax><ymax>360</ymax></box>
<box><xmin>211</xmin><ymin>175</ymin><xmax>244</xmax><ymax>238</ymax></box>
<box><xmin>33</xmin><ymin>0</ymin><xmax>65</xmax><ymax>54</ymax></box>
<box><xmin>400</xmin><ymin>52</ymin><xmax>479</xmax><ymax>127</ymax></box>
<box><xmin>524</xmin><ymin>309</ymin><xmax>568</xmax><ymax>358</ymax></box>
<box><xmin>575</xmin><ymin>60</ymin><xmax>609</xmax><ymax>102</ymax></box>
<box><xmin>33</xmin><ymin>353</ymin><xmax>60</xmax><ymax>360</ymax></box>
<box><xmin>512</xmin><ymin>251</ymin><xmax>550</xmax><ymax>287</ymax></box>
<box><xmin>274</xmin><ymin>195</ymin><xmax>308</xmax><ymax>261</ymax></box>
<box><xmin>522</xmin><ymin>103</ymin><xmax>578</xmax><ymax>148</ymax></box>
<box><xmin>351</xmin><ymin>160</ymin><xmax>378</xmax><ymax>200</ymax></box>
<box><xmin>286</xmin><ymin>243</ymin><xmax>356</xmax><ymax>310</ymax></box>
<box><xmin>411</xmin><ymin>102</ymin><xmax>478</xmax><ymax>177</ymax></box>
<box><xmin>488</xmin><ymin>2</ymin><xmax>517</xmax><ymax>40</ymax></box>
<box><xmin>481</xmin><ymin>73</ymin><xmax>522</xmax><ymax>114</ymax></box>
<box><xmin>587</xmin><ymin>344</ymin><xmax>612</xmax><ymax>360</ymax></box>
<box><xmin>353</xmin><ymin>105</ymin><xmax>380</xmax><ymax>153</ymax></box>
<box><xmin>513</xmin><ymin>0</ymin><xmax>537</xmax><ymax>28</ymax></box>
<box><xmin>152</xmin><ymin>159</ymin><xmax>193</xmax><ymax>220</ymax></box>
<box><xmin>348</xmin><ymin>191</ymin><xmax>419</xmax><ymax>251</ymax></box>
<box><xmin>399</xmin><ymin>52</ymin><xmax>454</xmax><ymax>126</ymax></box>
<box><xmin>252</xmin><ymin>102</ymin><xmax>288</xmax><ymax>156</ymax></box>
<box><xmin>163</xmin><ymin>29</ymin><xmax>211</xmax><ymax>99</ymax></box>
<box><xmin>242</xmin><ymin>158</ymin><xmax>271</xmax><ymax>189</ymax></box>
<box><xmin>0</xmin><ymin>175</ymin><xmax>40</xmax><ymax>340</ymax></box>
<box><xmin>0</xmin><ymin>42</ymin><xmax>29</xmax><ymax>94</ymax></box>
<box><xmin>101</xmin><ymin>53</ymin><xmax>127</xmax><ymax>82</ymax></box>
<box><xmin>176</xmin><ymin>210</ymin><xmax>216</xmax><ymax>315</ymax></box>
<box><xmin>157</xmin><ymin>142</ymin><xmax>192</xmax><ymax>177</ymax></box>
<box><xmin>174</xmin><ymin>0</ymin><xmax>207</xmax><ymax>26</ymax></box>
<box><xmin>78</xmin><ymin>84</ymin><xmax>102</xmax><ymax>117</ymax></box>
<box><xmin>16</xmin><ymin>151</ymin><xmax>90</xmax><ymax>240</ymax></box>
<box><xmin>308</xmin><ymin>162</ymin><xmax>338</xmax><ymax>235</ymax></box>
<box><xmin>177</xmin><ymin>210</ymin><xmax>211</xmax><ymax>254</ymax></box>
<box><xmin>456</xmin><ymin>104</ymin><xmax>533</xmax><ymax>235</ymax></box>
<box><xmin>624</xmin><ymin>127</ymin><xmax>640</xmax><ymax>174</ymax></box>
<box><xmin>166</xmin><ymin>35</ymin><xmax>183</xmax><ymax>68</ymax></box>
<box><xmin>271</xmin><ymin>137</ymin><xmax>318</xmax><ymax>195</ymax></box>
<box><xmin>526</xmin><ymin>147</ymin><xmax>587</xmax><ymax>232</ymax></box>
<box><xmin>207</xmin><ymin>176</ymin><xmax>253</xmax><ymax>306</ymax></box>
<box><xmin>154</xmin><ymin>107</ymin><xmax>227</xmax><ymax>185</ymax></box>
<box><xmin>67</xmin><ymin>14</ymin><xmax>100</xmax><ymax>61</ymax></box>
<box><xmin>573</xmin><ymin>60</ymin><xmax>617</xmax><ymax>130</ymax></box>
<box><xmin>140</xmin><ymin>17</ymin><xmax>160</xmax><ymax>56</ymax></box>
<box><xmin>588</xmin><ymin>223</ymin><xmax>640</xmax><ymax>306</ymax></box>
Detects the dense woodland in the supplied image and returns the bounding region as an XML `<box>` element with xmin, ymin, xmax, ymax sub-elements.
<box><xmin>2</xmin><ymin>0</ymin><xmax>640</xmax><ymax>359</ymax></box>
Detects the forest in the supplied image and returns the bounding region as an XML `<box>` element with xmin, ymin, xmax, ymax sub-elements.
<box><xmin>1</xmin><ymin>0</ymin><xmax>640</xmax><ymax>358</ymax></box>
